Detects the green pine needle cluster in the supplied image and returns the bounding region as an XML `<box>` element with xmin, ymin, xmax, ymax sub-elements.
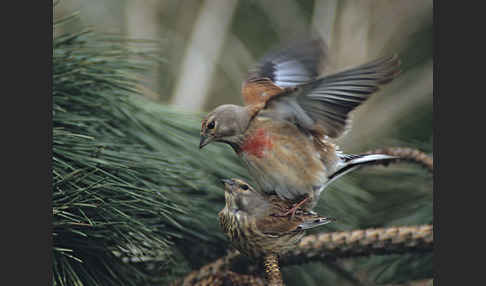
<box><xmin>53</xmin><ymin>15</ymin><xmax>248</xmax><ymax>286</ymax></box>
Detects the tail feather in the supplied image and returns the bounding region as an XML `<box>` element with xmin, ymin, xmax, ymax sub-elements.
<box><xmin>297</xmin><ymin>217</ymin><xmax>335</xmax><ymax>230</ymax></box>
<box><xmin>323</xmin><ymin>153</ymin><xmax>397</xmax><ymax>189</ymax></box>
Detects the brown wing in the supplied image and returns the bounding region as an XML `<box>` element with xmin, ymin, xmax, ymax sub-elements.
<box><xmin>259</xmin><ymin>54</ymin><xmax>401</xmax><ymax>138</ymax></box>
<box><xmin>255</xmin><ymin>215</ymin><xmax>302</xmax><ymax>234</ymax></box>
<box><xmin>242</xmin><ymin>38</ymin><xmax>327</xmax><ymax>106</ymax></box>
<box><xmin>255</xmin><ymin>196</ymin><xmax>333</xmax><ymax>234</ymax></box>
<box><xmin>241</xmin><ymin>78</ymin><xmax>285</xmax><ymax>106</ymax></box>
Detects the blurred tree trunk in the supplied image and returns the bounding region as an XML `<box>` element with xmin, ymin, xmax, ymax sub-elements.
<box><xmin>170</xmin><ymin>0</ymin><xmax>238</xmax><ymax>111</ymax></box>
<box><xmin>125</xmin><ymin>0</ymin><xmax>161</xmax><ymax>99</ymax></box>
<box><xmin>329</xmin><ymin>0</ymin><xmax>372</xmax><ymax>72</ymax></box>
<box><xmin>256</xmin><ymin>0</ymin><xmax>308</xmax><ymax>41</ymax></box>
<box><xmin>312</xmin><ymin>0</ymin><xmax>338</xmax><ymax>49</ymax></box>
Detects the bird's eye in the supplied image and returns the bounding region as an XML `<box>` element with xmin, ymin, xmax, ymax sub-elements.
<box><xmin>207</xmin><ymin>121</ymin><xmax>215</xmax><ymax>129</ymax></box>
<box><xmin>241</xmin><ymin>184</ymin><xmax>249</xmax><ymax>191</ymax></box>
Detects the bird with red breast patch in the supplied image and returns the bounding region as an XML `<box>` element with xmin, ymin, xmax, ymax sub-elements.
<box><xmin>200</xmin><ymin>38</ymin><xmax>401</xmax><ymax>214</ymax></box>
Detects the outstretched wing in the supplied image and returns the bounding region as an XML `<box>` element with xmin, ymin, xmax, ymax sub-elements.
<box><xmin>242</xmin><ymin>38</ymin><xmax>327</xmax><ymax>105</ymax></box>
<box><xmin>260</xmin><ymin>54</ymin><xmax>401</xmax><ymax>138</ymax></box>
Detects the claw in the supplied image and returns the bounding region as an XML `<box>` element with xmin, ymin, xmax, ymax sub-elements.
<box><xmin>280</xmin><ymin>196</ymin><xmax>310</xmax><ymax>219</ymax></box>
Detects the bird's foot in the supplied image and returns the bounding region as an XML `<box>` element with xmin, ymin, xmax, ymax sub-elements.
<box><xmin>277</xmin><ymin>197</ymin><xmax>310</xmax><ymax>219</ymax></box>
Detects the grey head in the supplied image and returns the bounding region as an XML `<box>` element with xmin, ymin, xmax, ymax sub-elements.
<box><xmin>199</xmin><ymin>104</ymin><xmax>252</xmax><ymax>149</ymax></box>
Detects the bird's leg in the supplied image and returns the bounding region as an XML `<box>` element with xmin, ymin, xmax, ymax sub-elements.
<box><xmin>278</xmin><ymin>196</ymin><xmax>310</xmax><ymax>219</ymax></box>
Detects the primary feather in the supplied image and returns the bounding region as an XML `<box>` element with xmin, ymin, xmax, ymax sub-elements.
<box><xmin>247</xmin><ymin>38</ymin><xmax>327</xmax><ymax>87</ymax></box>
<box><xmin>263</xmin><ymin>54</ymin><xmax>401</xmax><ymax>138</ymax></box>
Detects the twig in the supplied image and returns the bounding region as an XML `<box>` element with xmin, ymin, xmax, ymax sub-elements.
<box><xmin>366</xmin><ymin>147</ymin><xmax>433</xmax><ymax>172</ymax></box>
<box><xmin>172</xmin><ymin>225</ymin><xmax>433</xmax><ymax>286</ymax></box>
<box><xmin>284</xmin><ymin>225</ymin><xmax>433</xmax><ymax>265</ymax></box>
<box><xmin>384</xmin><ymin>278</ymin><xmax>433</xmax><ymax>286</ymax></box>
<box><xmin>263</xmin><ymin>254</ymin><xmax>284</xmax><ymax>286</ymax></box>
<box><xmin>170</xmin><ymin>0</ymin><xmax>238</xmax><ymax>111</ymax></box>
<box><xmin>179</xmin><ymin>270</ymin><xmax>264</xmax><ymax>286</ymax></box>
<box><xmin>173</xmin><ymin>251</ymin><xmax>242</xmax><ymax>286</ymax></box>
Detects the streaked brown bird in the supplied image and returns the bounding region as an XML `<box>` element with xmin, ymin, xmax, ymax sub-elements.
<box><xmin>200</xmin><ymin>38</ymin><xmax>400</xmax><ymax>213</ymax></box>
<box><xmin>218</xmin><ymin>178</ymin><xmax>334</xmax><ymax>258</ymax></box>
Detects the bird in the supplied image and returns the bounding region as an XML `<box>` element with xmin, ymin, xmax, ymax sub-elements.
<box><xmin>218</xmin><ymin>178</ymin><xmax>334</xmax><ymax>258</ymax></box>
<box><xmin>200</xmin><ymin>38</ymin><xmax>401</xmax><ymax>213</ymax></box>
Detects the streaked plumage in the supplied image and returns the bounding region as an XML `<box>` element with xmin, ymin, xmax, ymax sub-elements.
<box><xmin>201</xmin><ymin>38</ymin><xmax>401</xmax><ymax>211</ymax></box>
<box><xmin>218</xmin><ymin>178</ymin><xmax>333</xmax><ymax>258</ymax></box>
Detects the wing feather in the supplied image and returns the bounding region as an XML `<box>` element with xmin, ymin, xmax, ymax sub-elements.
<box><xmin>242</xmin><ymin>38</ymin><xmax>327</xmax><ymax>105</ymax></box>
<box><xmin>255</xmin><ymin>211</ymin><xmax>333</xmax><ymax>234</ymax></box>
<box><xmin>260</xmin><ymin>54</ymin><xmax>401</xmax><ymax>138</ymax></box>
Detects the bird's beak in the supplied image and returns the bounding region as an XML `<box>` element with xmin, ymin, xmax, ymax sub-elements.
<box><xmin>220</xmin><ymin>179</ymin><xmax>235</xmax><ymax>192</ymax></box>
<box><xmin>199</xmin><ymin>135</ymin><xmax>211</xmax><ymax>149</ymax></box>
<box><xmin>220</xmin><ymin>178</ymin><xmax>233</xmax><ymax>185</ymax></box>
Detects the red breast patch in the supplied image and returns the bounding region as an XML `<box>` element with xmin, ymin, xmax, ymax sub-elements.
<box><xmin>241</xmin><ymin>128</ymin><xmax>273</xmax><ymax>158</ymax></box>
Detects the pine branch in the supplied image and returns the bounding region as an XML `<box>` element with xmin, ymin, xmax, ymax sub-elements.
<box><xmin>263</xmin><ymin>254</ymin><xmax>284</xmax><ymax>286</ymax></box>
<box><xmin>283</xmin><ymin>225</ymin><xmax>432</xmax><ymax>265</ymax></box>
<box><xmin>170</xmin><ymin>250</ymin><xmax>264</xmax><ymax>286</ymax></box>
<box><xmin>52</xmin><ymin>11</ymin><xmax>249</xmax><ymax>285</ymax></box>
<box><xmin>173</xmin><ymin>225</ymin><xmax>433</xmax><ymax>286</ymax></box>
<box><xmin>182</xmin><ymin>270</ymin><xmax>264</xmax><ymax>286</ymax></box>
<box><xmin>365</xmin><ymin>147</ymin><xmax>433</xmax><ymax>172</ymax></box>
<box><xmin>384</xmin><ymin>278</ymin><xmax>433</xmax><ymax>286</ymax></box>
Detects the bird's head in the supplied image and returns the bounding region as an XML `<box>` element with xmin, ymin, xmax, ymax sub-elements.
<box><xmin>199</xmin><ymin>104</ymin><xmax>250</xmax><ymax>149</ymax></box>
<box><xmin>220</xmin><ymin>178</ymin><xmax>265</xmax><ymax>213</ymax></box>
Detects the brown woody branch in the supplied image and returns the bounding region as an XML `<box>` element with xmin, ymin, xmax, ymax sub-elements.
<box><xmin>172</xmin><ymin>225</ymin><xmax>433</xmax><ymax>286</ymax></box>
<box><xmin>283</xmin><ymin>224</ymin><xmax>433</xmax><ymax>265</ymax></box>
<box><xmin>171</xmin><ymin>251</ymin><xmax>265</xmax><ymax>286</ymax></box>
<box><xmin>263</xmin><ymin>254</ymin><xmax>284</xmax><ymax>286</ymax></box>
<box><xmin>176</xmin><ymin>270</ymin><xmax>265</xmax><ymax>286</ymax></box>
<box><xmin>365</xmin><ymin>146</ymin><xmax>433</xmax><ymax>172</ymax></box>
<box><xmin>385</xmin><ymin>278</ymin><xmax>433</xmax><ymax>286</ymax></box>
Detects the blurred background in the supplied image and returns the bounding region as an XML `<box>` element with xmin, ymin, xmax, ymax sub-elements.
<box><xmin>54</xmin><ymin>0</ymin><xmax>433</xmax><ymax>153</ymax></box>
<box><xmin>53</xmin><ymin>1</ymin><xmax>433</xmax><ymax>285</ymax></box>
